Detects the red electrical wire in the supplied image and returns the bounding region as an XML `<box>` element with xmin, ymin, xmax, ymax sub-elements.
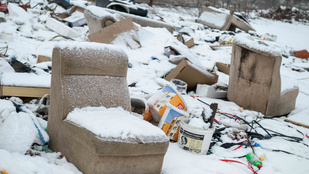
<box><xmin>219</xmin><ymin>159</ymin><xmax>258</xmax><ymax>174</ymax></box>
<box><xmin>219</xmin><ymin>112</ymin><xmax>239</xmax><ymax>120</ymax></box>
<box><xmin>233</xmin><ymin>140</ymin><xmax>248</xmax><ymax>151</ymax></box>
<box><xmin>306</xmin><ymin>134</ymin><xmax>309</xmax><ymax>139</ymax></box>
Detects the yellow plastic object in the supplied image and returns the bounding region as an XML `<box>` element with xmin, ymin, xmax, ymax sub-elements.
<box><xmin>259</xmin><ymin>155</ymin><xmax>265</xmax><ymax>161</ymax></box>
<box><xmin>1</xmin><ymin>171</ymin><xmax>9</xmax><ymax>174</ymax></box>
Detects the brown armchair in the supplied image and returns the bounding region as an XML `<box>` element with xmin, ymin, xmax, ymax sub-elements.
<box><xmin>47</xmin><ymin>42</ymin><xmax>169</xmax><ymax>174</ymax></box>
<box><xmin>228</xmin><ymin>36</ymin><xmax>298</xmax><ymax>116</ymax></box>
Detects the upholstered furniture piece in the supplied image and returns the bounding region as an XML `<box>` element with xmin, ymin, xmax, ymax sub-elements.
<box><xmin>227</xmin><ymin>35</ymin><xmax>298</xmax><ymax>116</ymax></box>
<box><xmin>47</xmin><ymin>42</ymin><xmax>169</xmax><ymax>174</ymax></box>
<box><xmin>84</xmin><ymin>5</ymin><xmax>174</xmax><ymax>34</ymax></box>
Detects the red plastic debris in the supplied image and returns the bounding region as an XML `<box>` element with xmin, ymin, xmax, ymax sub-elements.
<box><xmin>291</xmin><ymin>49</ymin><xmax>309</xmax><ymax>59</ymax></box>
<box><xmin>219</xmin><ymin>159</ymin><xmax>259</xmax><ymax>174</ymax></box>
<box><xmin>0</xmin><ymin>2</ymin><xmax>27</xmax><ymax>13</ymax></box>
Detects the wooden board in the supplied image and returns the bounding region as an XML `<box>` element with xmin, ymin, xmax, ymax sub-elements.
<box><xmin>1</xmin><ymin>86</ymin><xmax>50</xmax><ymax>98</ymax></box>
<box><xmin>285</xmin><ymin>119</ymin><xmax>309</xmax><ymax>129</ymax></box>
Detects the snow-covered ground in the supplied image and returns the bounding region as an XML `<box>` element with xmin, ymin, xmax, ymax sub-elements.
<box><xmin>1</xmin><ymin>1</ymin><xmax>309</xmax><ymax>174</ymax></box>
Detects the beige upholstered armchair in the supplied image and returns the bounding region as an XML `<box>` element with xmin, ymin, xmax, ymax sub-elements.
<box><xmin>228</xmin><ymin>35</ymin><xmax>299</xmax><ymax>116</ymax></box>
<box><xmin>47</xmin><ymin>42</ymin><xmax>169</xmax><ymax>174</ymax></box>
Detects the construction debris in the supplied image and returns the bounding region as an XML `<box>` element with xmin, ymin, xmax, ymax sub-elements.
<box><xmin>197</xmin><ymin>6</ymin><xmax>255</xmax><ymax>32</ymax></box>
<box><xmin>45</xmin><ymin>18</ymin><xmax>79</xmax><ymax>38</ymax></box>
<box><xmin>96</xmin><ymin>0</ymin><xmax>148</xmax><ymax>17</ymax></box>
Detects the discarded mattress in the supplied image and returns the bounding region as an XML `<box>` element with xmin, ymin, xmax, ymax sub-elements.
<box><xmin>197</xmin><ymin>6</ymin><xmax>255</xmax><ymax>32</ymax></box>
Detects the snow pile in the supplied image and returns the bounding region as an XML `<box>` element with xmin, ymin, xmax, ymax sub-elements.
<box><xmin>55</xmin><ymin>41</ymin><xmax>125</xmax><ymax>54</ymax></box>
<box><xmin>199</xmin><ymin>10</ymin><xmax>229</xmax><ymax>28</ymax></box>
<box><xmin>233</xmin><ymin>33</ymin><xmax>282</xmax><ymax>57</ymax></box>
<box><xmin>86</xmin><ymin>5</ymin><xmax>119</xmax><ymax>19</ymax></box>
<box><xmin>1</xmin><ymin>73</ymin><xmax>51</xmax><ymax>88</ymax></box>
<box><xmin>0</xmin><ymin>149</ymin><xmax>82</xmax><ymax>174</ymax></box>
<box><xmin>0</xmin><ymin>112</ymin><xmax>38</xmax><ymax>153</ymax></box>
<box><xmin>188</xmin><ymin>117</ymin><xmax>210</xmax><ymax>129</ymax></box>
<box><xmin>66</xmin><ymin>106</ymin><xmax>168</xmax><ymax>143</ymax></box>
<box><xmin>0</xmin><ymin>100</ymin><xmax>48</xmax><ymax>154</ymax></box>
<box><xmin>0</xmin><ymin>59</ymin><xmax>15</xmax><ymax>73</ymax></box>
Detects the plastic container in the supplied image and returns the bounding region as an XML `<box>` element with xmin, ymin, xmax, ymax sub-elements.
<box><xmin>143</xmin><ymin>85</ymin><xmax>187</xmax><ymax>121</ymax></box>
<box><xmin>170</xmin><ymin>79</ymin><xmax>187</xmax><ymax>95</ymax></box>
<box><xmin>158</xmin><ymin>103</ymin><xmax>189</xmax><ymax>141</ymax></box>
<box><xmin>246</xmin><ymin>153</ymin><xmax>263</xmax><ymax>169</ymax></box>
<box><xmin>177</xmin><ymin>118</ymin><xmax>215</xmax><ymax>155</ymax></box>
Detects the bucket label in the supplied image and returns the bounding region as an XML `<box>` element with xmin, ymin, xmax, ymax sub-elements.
<box><xmin>160</xmin><ymin>107</ymin><xmax>187</xmax><ymax>141</ymax></box>
<box><xmin>178</xmin><ymin>127</ymin><xmax>204</xmax><ymax>153</ymax></box>
<box><xmin>177</xmin><ymin>103</ymin><xmax>184</xmax><ymax>110</ymax></box>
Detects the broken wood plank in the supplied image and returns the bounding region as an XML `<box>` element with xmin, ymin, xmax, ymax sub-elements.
<box><xmin>285</xmin><ymin>119</ymin><xmax>309</xmax><ymax>129</ymax></box>
<box><xmin>1</xmin><ymin>85</ymin><xmax>50</xmax><ymax>98</ymax></box>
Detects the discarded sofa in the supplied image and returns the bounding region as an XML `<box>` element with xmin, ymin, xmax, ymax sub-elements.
<box><xmin>47</xmin><ymin>42</ymin><xmax>169</xmax><ymax>174</ymax></box>
<box><xmin>227</xmin><ymin>35</ymin><xmax>299</xmax><ymax>116</ymax></box>
<box><xmin>197</xmin><ymin>6</ymin><xmax>255</xmax><ymax>32</ymax></box>
<box><xmin>84</xmin><ymin>5</ymin><xmax>174</xmax><ymax>33</ymax></box>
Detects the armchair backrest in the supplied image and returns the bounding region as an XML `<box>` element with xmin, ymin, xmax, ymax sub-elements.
<box><xmin>50</xmin><ymin>42</ymin><xmax>131</xmax><ymax>121</ymax></box>
<box><xmin>228</xmin><ymin>37</ymin><xmax>281</xmax><ymax>115</ymax></box>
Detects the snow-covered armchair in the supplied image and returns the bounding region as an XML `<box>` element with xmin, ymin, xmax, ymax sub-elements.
<box><xmin>227</xmin><ymin>35</ymin><xmax>299</xmax><ymax>116</ymax></box>
<box><xmin>47</xmin><ymin>42</ymin><xmax>169</xmax><ymax>174</ymax></box>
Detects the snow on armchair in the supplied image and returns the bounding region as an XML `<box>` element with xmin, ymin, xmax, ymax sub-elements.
<box><xmin>47</xmin><ymin>42</ymin><xmax>169</xmax><ymax>174</ymax></box>
<box><xmin>227</xmin><ymin>34</ymin><xmax>299</xmax><ymax>116</ymax></box>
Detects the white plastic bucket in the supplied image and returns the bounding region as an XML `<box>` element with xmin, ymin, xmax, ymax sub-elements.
<box><xmin>177</xmin><ymin>118</ymin><xmax>215</xmax><ymax>155</ymax></box>
<box><xmin>170</xmin><ymin>79</ymin><xmax>187</xmax><ymax>95</ymax></box>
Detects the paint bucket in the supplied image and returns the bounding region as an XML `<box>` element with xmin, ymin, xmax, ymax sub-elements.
<box><xmin>178</xmin><ymin>118</ymin><xmax>215</xmax><ymax>155</ymax></box>
<box><xmin>170</xmin><ymin>79</ymin><xmax>187</xmax><ymax>95</ymax></box>
<box><xmin>158</xmin><ymin>103</ymin><xmax>189</xmax><ymax>141</ymax></box>
<box><xmin>143</xmin><ymin>85</ymin><xmax>187</xmax><ymax>122</ymax></box>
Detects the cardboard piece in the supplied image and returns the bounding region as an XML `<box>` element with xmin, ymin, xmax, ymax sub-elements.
<box><xmin>88</xmin><ymin>17</ymin><xmax>141</xmax><ymax>49</ymax></box>
<box><xmin>165</xmin><ymin>60</ymin><xmax>218</xmax><ymax>91</ymax></box>
<box><xmin>216</xmin><ymin>62</ymin><xmax>230</xmax><ymax>75</ymax></box>
<box><xmin>184</xmin><ymin>37</ymin><xmax>194</xmax><ymax>48</ymax></box>
<box><xmin>37</xmin><ymin>55</ymin><xmax>52</xmax><ymax>63</ymax></box>
<box><xmin>177</xmin><ymin>34</ymin><xmax>194</xmax><ymax>48</ymax></box>
<box><xmin>0</xmin><ymin>85</ymin><xmax>50</xmax><ymax>98</ymax></box>
<box><xmin>89</xmin><ymin>17</ymin><xmax>131</xmax><ymax>43</ymax></box>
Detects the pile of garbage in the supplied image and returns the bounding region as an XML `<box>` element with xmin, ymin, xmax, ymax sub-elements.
<box><xmin>259</xmin><ymin>6</ymin><xmax>309</xmax><ymax>23</ymax></box>
<box><xmin>0</xmin><ymin>1</ymin><xmax>309</xmax><ymax>173</ymax></box>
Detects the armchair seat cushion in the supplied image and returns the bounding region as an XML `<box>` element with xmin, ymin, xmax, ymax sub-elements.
<box><xmin>66</xmin><ymin>106</ymin><xmax>168</xmax><ymax>144</ymax></box>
